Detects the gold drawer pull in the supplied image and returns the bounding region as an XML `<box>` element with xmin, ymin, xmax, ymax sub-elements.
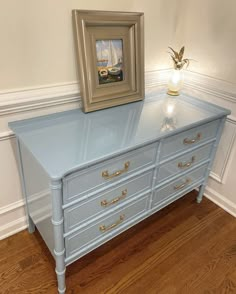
<box><xmin>102</xmin><ymin>161</ymin><xmax>130</xmax><ymax>180</ymax></box>
<box><xmin>183</xmin><ymin>133</ymin><xmax>201</xmax><ymax>145</ymax></box>
<box><xmin>99</xmin><ymin>215</ymin><xmax>125</xmax><ymax>232</ymax></box>
<box><xmin>101</xmin><ymin>189</ymin><xmax>127</xmax><ymax>207</ymax></box>
<box><xmin>174</xmin><ymin>178</ymin><xmax>191</xmax><ymax>190</ymax></box>
<box><xmin>178</xmin><ymin>156</ymin><xmax>195</xmax><ymax>169</ymax></box>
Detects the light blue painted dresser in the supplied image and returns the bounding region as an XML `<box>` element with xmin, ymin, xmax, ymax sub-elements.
<box><xmin>9</xmin><ymin>94</ymin><xmax>230</xmax><ymax>293</ymax></box>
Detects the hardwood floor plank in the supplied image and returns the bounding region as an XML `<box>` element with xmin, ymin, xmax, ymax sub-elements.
<box><xmin>100</xmin><ymin>209</ymin><xmax>225</xmax><ymax>294</ymax></box>
<box><xmin>131</xmin><ymin>214</ymin><xmax>236</xmax><ymax>294</ymax></box>
<box><xmin>179</xmin><ymin>233</ymin><xmax>236</xmax><ymax>293</ymax></box>
<box><xmin>1</xmin><ymin>192</ymin><xmax>236</xmax><ymax>294</ymax></box>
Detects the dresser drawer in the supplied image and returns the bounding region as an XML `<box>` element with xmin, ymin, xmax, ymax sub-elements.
<box><xmin>152</xmin><ymin>163</ymin><xmax>208</xmax><ymax>207</ymax></box>
<box><xmin>157</xmin><ymin>142</ymin><xmax>213</xmax><ymax>184</ymax></box>
<box><xmin>64</xmin><ymin>171</ymin><xmax>153</xmax><ymax>232</ymax></box>
<box><xmin>65</xmin><ymin>194</ymin><xmax>149</xmax><ymax>257</ymax></box>
<box><xmin>63</xmin><ymin>143</ymin><xmax>157</xmax><ymax>204</ymax></box>
<box><xmin>160</xmin><ymin>120</ymin><xmax>219</xmax><ymax>160</ymax></box>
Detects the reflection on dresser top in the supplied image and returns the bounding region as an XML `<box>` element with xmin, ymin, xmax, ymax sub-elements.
<box><xmin>9</xmin><ymin>94</ymin><xmax>229</xmax><ymax>178</ymax></box>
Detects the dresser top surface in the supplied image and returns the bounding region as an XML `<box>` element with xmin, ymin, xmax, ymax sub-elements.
<box><xmin>9</xmin><ymin>94</ymin><xmax>230</xmax><ymax>179</ymax></box>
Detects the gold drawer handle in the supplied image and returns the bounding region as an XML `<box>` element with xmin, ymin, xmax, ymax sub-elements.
<box><xmin>101</xmin><ymin>189</ymin><xmax>127</xmax><ymax>207</ymax></box>
<box><xmin>183</xmin><ymin>133</ymin><xmax>201</xmax><ymax>145</ymax></box>
<box><xmin>178</xmin><ymin>156</ymin><xmax>195</xmax><ymax>169</ymax></box>
<box><xmin>174</xmin><ymin>178</ymin><xmax>191</xmax><ymax>190</ymax></box>
<box><xmin>99</xmin><ymin>215</ymin><xmax>125</xmax><ymax>232</ymax></box>
<box><xmin>102</xmin><ymin>161</ymin><xmax>130</xmax><ymax>180</ymax></box>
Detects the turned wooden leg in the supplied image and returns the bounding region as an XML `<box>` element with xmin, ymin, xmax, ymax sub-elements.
<box><xmin>196</xmin><ymin>184</ymin><xmax>205</xmax><ymax>203</ymax></box>
<box><xmin>55</xmin><ymin>256</ymin><xmax>66</xmax><ymax>294</ymax></box>
<box><xmin>51</xmin><ymin>179</ymin><xmax>66</xmax><ymax>294</ymax></box>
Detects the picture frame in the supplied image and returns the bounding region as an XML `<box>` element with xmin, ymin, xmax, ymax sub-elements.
<box><xmin>72</xmin><ymin>10</ymin><xmax>144</xmax><ymax>113</ymax></box>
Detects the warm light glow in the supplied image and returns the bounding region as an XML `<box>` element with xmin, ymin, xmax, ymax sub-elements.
<box><xmin>161</xmin><ymin>96</ymin><xmax>178</xmax><ymax>132</ymax></box>
<box><xmin>166</xmin><ymin>103</ymin><xmax>175</xmax><ymax>115</ymax></box>
<box><xmin>172</xmin><ymin>70</ymin><xmax>181</xmax><ymax>84</ymax></box>
<box><xmin>167</xmin><ymin>69</ymin><xmax>184</xmax><ymax>95</ymax></box>
<box><xmin>162</xmin><ymin>96</ymin><xmax>177</xmax><ymax>119</ymax></box>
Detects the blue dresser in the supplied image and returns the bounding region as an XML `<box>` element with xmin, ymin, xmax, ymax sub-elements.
<box><xmin>9</xmin><ymin>94</ymin><xmax>230</xmax><ymax>293</ymax></box>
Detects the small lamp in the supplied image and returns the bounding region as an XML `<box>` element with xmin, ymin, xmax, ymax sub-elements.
<box><xmin>167</xmin><ymin>46</ymin><xmax>190</xmax><ymax>96</ymax></box>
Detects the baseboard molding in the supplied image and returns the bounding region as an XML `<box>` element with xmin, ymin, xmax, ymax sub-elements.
<box><xmin>204</xmin><ymin>186</ymin><xmax>236</xmax><ymax>217</ymax></box>
<box><xmin>0</xmin><ymin>199</ymin><xmax>27</xmax><ymax>240</ymax></box>
<box><xmin>0</xmin><ymin>216</ymin><xmax>27</xmax><ymax>240</ymax></box>
<box><xmin>0</xmin><ymin>189</ymin><xmax>50</xmax><ymax>240</ymax></box>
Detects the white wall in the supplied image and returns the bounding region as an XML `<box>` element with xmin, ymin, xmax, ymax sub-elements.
<box><xmin>0</xmin><ymin>0</ymin><xmax>178</xmax><ymax>91</ymax></box>
<box><xmin>176</xmin><ymin>0</ymin><xmax>236</xmax><ymax>83</ymax></box>
<box><xmin>177</xmin><ymin>0</ymin><xmax>236</xmax><ymax>215</ymax></box>
<box><xmin>0</xmin><ymin>0</ymin><xmax>178</xmax><ymax>239</ymax></box>
<box><xmin>132</xmin><ymin>0</ymin><xmax>179</xmax><ymax>71</ymax></box>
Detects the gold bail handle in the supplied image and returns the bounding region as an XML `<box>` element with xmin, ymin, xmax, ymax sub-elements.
<box><xmin>102</xmin><ymin>161</ymin><xmax>130</xmax><ymax>180</ymax></box>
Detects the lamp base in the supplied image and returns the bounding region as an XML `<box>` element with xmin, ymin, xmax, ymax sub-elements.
<box><xmin>167</xmin><ymin>90</ymin><xmax>179</xmax><ymax>96</ymax></box>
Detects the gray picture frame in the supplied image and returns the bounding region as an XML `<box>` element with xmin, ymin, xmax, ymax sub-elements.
<box><xmin>72</xmin><ymin>10</ymin><xmax>144</xmax><ymax>113</ymax></box>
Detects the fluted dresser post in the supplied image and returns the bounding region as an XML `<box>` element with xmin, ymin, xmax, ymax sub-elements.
<box><xmin>51</xmin><ymin>179</ymin><xmax>66</xmax><ymax>294</ymax></box>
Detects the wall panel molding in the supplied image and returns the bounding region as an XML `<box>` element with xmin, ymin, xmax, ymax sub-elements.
<box><xmin>182</xmin><ymin>70</ymin><xmax>236</xmax><ymax>186</ymax></box>
<box><xmin>209</xmin><ymin>123</ymin><xmax>236</xmax><ymax>184</ymax></box>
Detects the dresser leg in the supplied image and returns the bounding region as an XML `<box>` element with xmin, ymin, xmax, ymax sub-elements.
<box><xmin>56</xmin><ymin>267</ymin><xmax>66</xmax><ymax>294</ymax></box>
<box><xmin>54</xmin><ymin>248</ymin><xmax>66</xmax><ymax>294</ymax></box>
<box><xmin>51</xmin><ymin>179</ymin><xmax>66</xmax><ymax>294</ymax></box>
<box><xmin>28</xmin><ymin>215</ymin><xmax>35</xmax><ymax>233</ymax></box>
<box><xmin>196</xmin><ymin>184</ymin><xmax>205</xmax><ymax>203</ymax></box>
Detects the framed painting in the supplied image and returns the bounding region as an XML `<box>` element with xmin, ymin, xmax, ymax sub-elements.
<box><xmin>72</xmin><ymin>10</ymin><xmax>144</xmax><ymax>113</ymax></box>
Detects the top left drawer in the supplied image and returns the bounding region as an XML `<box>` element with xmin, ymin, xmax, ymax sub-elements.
<box><xmin>63</xmin><ymin>143</ymin><xmax>158</xmax><ymax>204</ymax></box>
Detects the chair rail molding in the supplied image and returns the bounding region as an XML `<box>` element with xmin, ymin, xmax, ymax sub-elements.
<box><xmin>0</xmin><ymin>82</ymin><xmax>81</xmax><ymax>116</ymax></box>
<box><xmin>1</xmin><ymin>69</ymin><xmax>236</xmax><ymax>118</ymax></box>
<box><xmin>0</xmin><ymin>69</ymin><xmax>171</xmax><ymax>117</ymax></box>
<box><xmin>0</xmin><ymin>131</ymin><xmax>15</xmax><ymax>141</ymax></box>
<box><xmin>184</xmin><ymin>70</ymin><xmax>236</xmax><ymax>104</ymax></box>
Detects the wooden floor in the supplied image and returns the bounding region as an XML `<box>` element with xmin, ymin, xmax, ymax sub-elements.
<box><xmin>1</xmin><ymin>191</ymin><xmax>236</xmax><ymax>294</ymax></box>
